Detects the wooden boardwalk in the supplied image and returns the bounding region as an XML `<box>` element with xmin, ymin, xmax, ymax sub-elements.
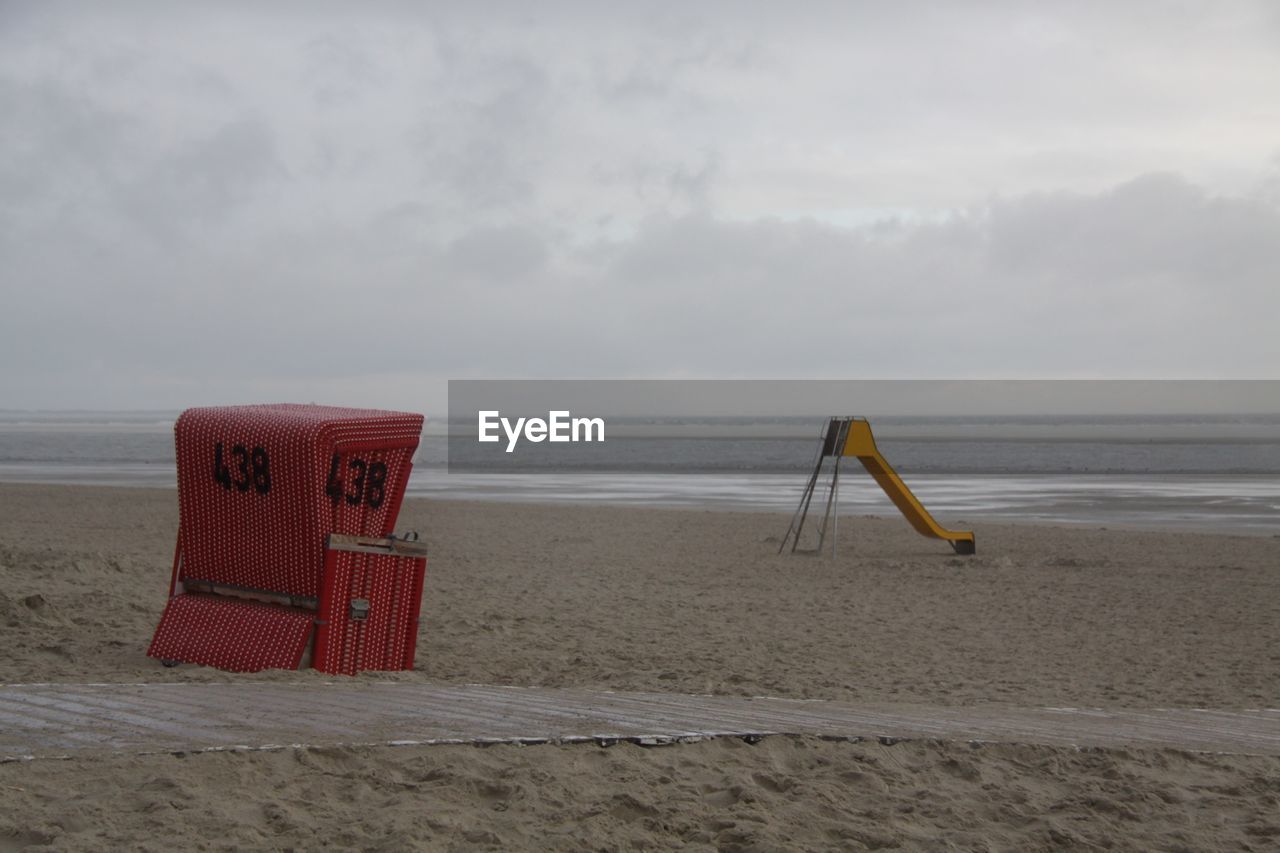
<box><xmin>1</xmin><ymin>682</ymin><xmax>1277</xmax><ymax>760</ymax></box>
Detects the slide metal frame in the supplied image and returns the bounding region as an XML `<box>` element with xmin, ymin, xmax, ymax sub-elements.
<box><xmin>781</xmin><ymin>417</ymin><xmax>976</xmax><ymax>556</ymax></box>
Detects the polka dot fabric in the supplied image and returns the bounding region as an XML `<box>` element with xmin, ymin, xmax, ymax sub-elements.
<box><xmin>173</xmin><ymin>404</ymin><xmax>423</xmax><ymax>598</ymax></box>
<box><xmin>146</xmin><ymin>593</ymin><xmax>316</xmax><ymax>673</ymax></box>
<box><xmin>147</xmin><ymin>404</ymin><xmax>426</xmax><ymax>675</ymax></box>
<box><xmin>313</xmin><ymin>550</ymin><xmax>427</xmax><ymax>675</ymax></box>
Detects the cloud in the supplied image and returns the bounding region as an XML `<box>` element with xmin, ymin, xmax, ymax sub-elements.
<box><xmin>1</xmin><ymin>3</ymin><xmax>1278</xmax><ymax>409</ymax></box>
<box><xmin>6</xmin><ymin>167</ymin><xmax>1278</xmax><ymax>410</ymax></box>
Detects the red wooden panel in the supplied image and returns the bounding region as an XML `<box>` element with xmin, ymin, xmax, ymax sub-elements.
<box><xmin>147</xmin><ymin>593</ymin><xmax>315</xmax><ymax>673</ymax></box>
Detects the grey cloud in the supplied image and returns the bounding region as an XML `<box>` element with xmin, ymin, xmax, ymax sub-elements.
<box><xmin>3</xmin><ymin>2</ymin><xmax>1279</xmax><ymax>409</ymax></box>
<box><xmin>118</xmin><ymin>117</ymin><xmax>285</xmax><ymax>240</ymax></box>
<box><xmin>987</xmin><ymin>174</ymin><xmax>1280</xmax><ymax>282</ymax></box>
<box><xmin>301</xmin><ymin>34</ymin><xmax>387</xmax><ymax>108</ymax></box>
<box><xmin>444</xmin><ymin>226</ymin><xmax>550</xmax><ymax>283</ymax></box>
<box><xmin>3</xmin><ymin>170</ymin><xmax>1278</xmax><ymax>409</ymax></box>
<box><xmin>586</xmin><ymin>177</ymin><xmax>1280</xmax><ymax>377</ymax></box>
<box><xmin>0</xmin><ymin>77</ymin><xmax>135</xmax><ymax>222</ymax></box>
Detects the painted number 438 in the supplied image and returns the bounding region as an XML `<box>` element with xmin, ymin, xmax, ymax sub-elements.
<box><xmin>213</xmin><ymin>443</ymin><xmax>272</xmax><ymax>495</ymax></box>
<box><xmin>326</xmin><ymin>454</ymin><xmax>388</xmax><ymax>509</ymax></box>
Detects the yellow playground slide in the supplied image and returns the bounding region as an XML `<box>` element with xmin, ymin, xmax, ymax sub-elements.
<box><xmin>840</xmin><ymin>419</ymin><xmax>975</xmax><ymax>554</ymax></box>
<box><xmin>781</xmin><ymin>417</ymin><xmax>975</xmax><ymax>555</ymax></box>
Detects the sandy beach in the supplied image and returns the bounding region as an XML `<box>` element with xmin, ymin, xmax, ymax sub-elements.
<box><xmin>2</xmin><ymin>483</ymin><xmax>1278</xmax><ymax>850</ymax></box>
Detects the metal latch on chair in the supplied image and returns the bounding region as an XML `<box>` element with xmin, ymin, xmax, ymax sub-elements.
<box><xmin>349</xmin><ymin>598</ymin><xmax>370</xmax><ymax>621</ymax></box>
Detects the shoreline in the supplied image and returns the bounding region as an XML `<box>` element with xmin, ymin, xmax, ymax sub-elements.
<box><xmin>1</xmin><ymin>476</ymin><xmax>1277</xmax><ymax>538</ymax></box>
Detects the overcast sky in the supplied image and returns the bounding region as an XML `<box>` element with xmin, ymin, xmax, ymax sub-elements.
<box><xmin>2</xmin><ymin>1</ymin><xmax>1278</xmax><ymax>413</ymax></box>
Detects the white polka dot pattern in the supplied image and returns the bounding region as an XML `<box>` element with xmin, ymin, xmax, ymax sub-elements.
<box><xmin>174</xmin><ymin>404</ymin><xmax>423</xmax><ymax>597</ymax></box>
<box><xmin>313</xmin><ymin>550</ymin><xmax>427</xmax><ymax>675</ymax></box>
<box><xmin>146</xmin><ymin>593</ymin><xmax>316</xmax><ymax>672</ymax></box>
<box><xmin>147</xmin><ymin>404</ymin><xmax>427</xmax><ymax>675</ymax></box>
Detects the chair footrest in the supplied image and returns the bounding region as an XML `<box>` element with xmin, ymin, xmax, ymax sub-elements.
<box><xmin>147</xmin><ymin>593</ymin><xmax>315</xmax><ymax>673</ymax></box>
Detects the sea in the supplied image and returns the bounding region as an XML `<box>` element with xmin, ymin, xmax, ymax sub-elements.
<box><xmin>1</xmin><ymin>411</ymin><xmax>1278</xmax><ymax>534</ymax></box>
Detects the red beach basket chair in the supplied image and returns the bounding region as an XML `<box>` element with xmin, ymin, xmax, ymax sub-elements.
<box><xmin>147</xmin><ymin>404</ymin><xmax>428</xmax><ymax>675</ymax></box>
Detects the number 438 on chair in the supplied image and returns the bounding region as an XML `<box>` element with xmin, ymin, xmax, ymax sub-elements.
<box><xmin>326</xmin><ymin>453</ymin><xmax>387</xmax><ymax>509</ymax></box>
<box><xmin>213</xmin><ymin>443</ymin><xmax>272</xmax><ymax>495</ymax></box>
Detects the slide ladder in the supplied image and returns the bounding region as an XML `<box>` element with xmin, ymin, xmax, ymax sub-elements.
<box><xmin>780</xmin><ymin>417</ymin><xmax>975</xmax><ymax>556</ymax></box>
